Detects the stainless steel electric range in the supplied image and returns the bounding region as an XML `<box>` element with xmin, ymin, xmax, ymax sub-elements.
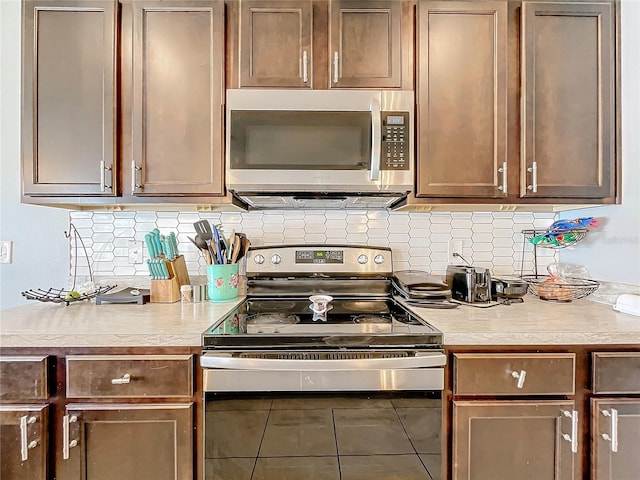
<box><xmin>201</xmin><ymin>245</ymin><xmax>444</xmax><ymax>480</ymax></box>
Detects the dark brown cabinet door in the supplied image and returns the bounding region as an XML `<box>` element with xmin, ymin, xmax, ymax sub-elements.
<box><xmin>592</xmin><ymin>399</ymin><xmax>640</xmax><ymax>480</ymax></box>
<box><xmin>238</xmin><ymin>0</ymin><xmax>312</xmax><ymax>88</ymax></box>
<box><xmin>56</xmin><ymin>403</ymin><xmax>193</xmax><ymax>480</ymax></box>
<box><xmin>0</xmin><ymin>405</ymin><xmax>48</xmax><ymax>480</ymax></box>
<box><xmin>128</xmin><ymin>0</ymin><xmax>225</xmax><ymax>196</ymax></box>
<box><xmin>521</xmin><ymin>1</ymin><xmax>615</xmax><ymax>200</ymax></box>
<box><xmin>329</xmin><ymin>0</ymin><xmax>403</xmax><ymax>88</ymax></box>
<box><xmin>452</xmin><ymin>401</ymin><xmax>579</xmax><ymax>480</ymax></box>
<box><xmin>416</xmin><ymin>1</ymin><xmax>509</xmax><ymax>198</ymax></box>
<box><xmin>22</xmin><ymin>0</ymin><xmax>117</xmax><ymax>196</ymax></box>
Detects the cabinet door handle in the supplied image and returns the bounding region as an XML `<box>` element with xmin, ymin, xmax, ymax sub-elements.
<box><xmin>511</xmin><ymin>369</ymin><xmax>526</xmax><ymax>388</ymax></box>
<box><xmin>302</xmin><ymin>50</ymin><xmax>308</xmax><ymax>84</ymax></box>
<box><xmin>19</xmin><ymin>415</ymin><xmax>37</xmax><ymax>461</ymax></box>
<box><xmin>333</xmin><ymin>51</ymin><xmax>339</xmax><ymax>84</ymax></box>
<box><xmin>498</xmin><ymin>162</ymin><xmax>507</xmax><ymax>194</ymax></box>
<box><xmin>111</xmin><ymin>373</ymin><xmax>131</xmax><ymax>385</ymax></box>
<box><xmin>561</xmin><ymin>410</ymin><xmax>578</xmax><ymax>453</ymax></box>
<box><xmin>131</xmin><ymin>160</ymin><xmax>141</xmax><ymax>192</ymax></box>
<box><xmin>601</xmin><ymin>408</ymin><xmax>619</xmax><ymax>452</ymax></box>
<box><xmin>62</xmin><ymin>414</ymin><xmax>78</xmax><ymax>460</ymax></box>
<box><xmin>100</xmin><ymin>160</ymin><xmax>112</xmax><ymax>192</ymax></box>
<box><xmin>527</xmin><ymin>161</ymin><xmax>538</xmax><ymax>192</ymax></box>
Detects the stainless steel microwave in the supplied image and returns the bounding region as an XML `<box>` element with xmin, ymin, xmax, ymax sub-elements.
<box><xmin>225</xmin><ymin>89</ymin><xmax>414</xmax><ymax>209</ymax></box>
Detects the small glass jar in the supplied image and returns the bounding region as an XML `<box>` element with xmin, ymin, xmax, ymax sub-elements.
<box><xmin>180</xmin><ymin>285</ymin><xmax>192</xmax><ymax>303</ymax></box>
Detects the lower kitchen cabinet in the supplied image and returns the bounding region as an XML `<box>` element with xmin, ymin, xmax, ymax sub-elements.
<box><xmin>0</xmin><ymin>405</ymin><xmax>49</xmax><ymax>480</ymax></box>
<box><xmin>591</xmin><ymin>399</ymin><xmax>640</xmax><ymax>480</ymax></box>
<box><xmin>452</xmin><ymin>401</ymin><xmax>578</xmax><ymax>480</ymax></box>
<box><xmin>55</xmin><ymin>403</ymin><xmax>193</xmax><ymax>480</ymax></box>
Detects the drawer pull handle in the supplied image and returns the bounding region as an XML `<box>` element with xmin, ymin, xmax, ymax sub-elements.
<box><xmin>511</xmin><ymin>369</ymin><xmax>527</xmax><ymax>388</ymax></box>
<box><xmin>111</xmin><ymin>373</ymin><xmax>131</xmax><ymax>385</ymax></box>
<box><xmin>19</xmin><ymin>415</ymin><xmax>37</xmax><ymax>461</ymax></box>
<box><xmin>561</xmin><ymin>410</ymin><xmax>579</xmax><ymax>453</ymax></box>
<box><xmin>62</xmin><ymin>415</ymin><xmax>78</xmax><ymax>460</ymax></box>
<box><xmin>601</xmin><ymin>408</ymin><xmax>619</xmax><ymax>452</ymax></box>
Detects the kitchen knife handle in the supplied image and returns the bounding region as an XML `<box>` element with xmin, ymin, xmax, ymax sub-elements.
<box><xmin>370</xmin><ymin>97</ymin><xmax>381</xmax><ymax>181</ymax></box>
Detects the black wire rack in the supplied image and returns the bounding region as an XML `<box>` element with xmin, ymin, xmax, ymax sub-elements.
<box><xmin>21</xmin><ymin>223</ymin><xmax>116</xmax><ymax>306</ymax></box>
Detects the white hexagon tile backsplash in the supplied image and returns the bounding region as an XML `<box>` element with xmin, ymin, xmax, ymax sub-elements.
<box><xmin>68</xmin><ymin>210</ymin><xmax>558</xmax><ymax>279</ymax></box>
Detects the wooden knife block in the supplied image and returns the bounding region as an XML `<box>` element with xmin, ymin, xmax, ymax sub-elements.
<box><xmin>150</xmin><ymin>255</ymin><xmax>191</xmax><ymax>303</ymax></box>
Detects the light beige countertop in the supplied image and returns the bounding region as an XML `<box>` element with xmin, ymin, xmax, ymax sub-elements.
<box><xmin>1</xmin><ymin>296</ymin><xmax>639</xmax><ymax>348</ymax></box>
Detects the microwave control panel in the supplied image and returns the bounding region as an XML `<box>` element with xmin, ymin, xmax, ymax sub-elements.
<box><xmin>381</xmin><ymin>112</ymin><xmax>410</xmax><ymax>170</ymax></box>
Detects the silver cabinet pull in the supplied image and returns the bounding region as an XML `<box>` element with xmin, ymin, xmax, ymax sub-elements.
<box><xmin>527</xmin><ymin>161</ymin><xmax>538</xmax><ymax>192</ymax></box>
<box><xmin>369</xmin><ymin>97</ymin><xmax>381</xmax><ymax>181</ymax></box>
<box><xmin>19</xmin><ymin>415</ymin><xmax>37</xmax><ymax>461</ymax></box>
<box><xmin>100</xmin><ymin>160</ymin><xmax>112</xmax><ymax>192</ymax></box>
<box><xmin>111</xmin><ymin>373</ymin><xmax>131</xmax><ymax>385</ymax></box>
<box><xmin>131</xmin><ymin>160</ymin><xmax>142</xmax><ymax>192</ymax></box>
<box><xmin>302</xmin><ymin>50</ymin><xmax>308</xmax><ymax>84</ymax></box>
<box><xmin>601</xmin><ymin>408</ymin><xmax>619</xmax><ymax>452</ymax></box>
<box><xmin>62</xmin><ymin>415</ymin><xmax>78</xmax><ymax>460</ymax></box>
<box><xmin>561</xmin><ymin>410</ymin><xmax>579</xmax><ymax>453</ymax></box>
<box><xmin>333</xmin><ymin>51</ymin><xmax>339</xmax><ymax>84</ymax></box>
<box><xmin>498</xmin><ymin>162</ymin><xmax>507</xmax><ymax>194</ymax></box>
<box><xmin>511</xmin><ymin>369</ymin><xmax>526</xmax><ymax>388</ymax></box>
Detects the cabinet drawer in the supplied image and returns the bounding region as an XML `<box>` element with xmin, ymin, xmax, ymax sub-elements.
<box><xmin>454</xmin><ymin>353</ymin><xmax>575</xmax><ymax>396</ymax></box>
<box><xmin>593</xmin><ymin>352</ymin><xmax>640</xmax><ymax>394</ymax></box>
<box><xmin>0</xmin><ymin>356</ymin><xmax>49</xmax><ymax>401</ymax></box>
<box><xmin>66</xmin><ymin>355</ymin><xmax>193</xmax><ymax>399</ymax></box>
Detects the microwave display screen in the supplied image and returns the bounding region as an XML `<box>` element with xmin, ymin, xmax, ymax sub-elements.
<box><xmin>230</xmin><ymin>111</ymin><xmax>371</xmax><ymax>170</ymax></box>
<box><xmin>386</xmin><ymin>116</ymin><xmax>405</xmax><ymax>125</ymax></box>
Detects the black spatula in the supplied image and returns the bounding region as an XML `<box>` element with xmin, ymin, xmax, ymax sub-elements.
<box><xmin>193</xmin><ymin>220</ymin><xmax>218</xmax><ymax>264</ymax></box>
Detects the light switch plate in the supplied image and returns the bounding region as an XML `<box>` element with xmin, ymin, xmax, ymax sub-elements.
<box><xmin>0</xmin><ymin>241</ymin><xmax>13</xmax><ymax>264</ymax></box>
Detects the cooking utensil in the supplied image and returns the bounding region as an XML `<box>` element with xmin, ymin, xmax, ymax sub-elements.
<box><xmin>211</xmin><ymin>224</ymin><xmax>225</xmax><ymax>265</ymax></box>
<box><xmin>193</xmin><ymin>220</ymin><xmax>217</xmax><ymax>263</ymax></box>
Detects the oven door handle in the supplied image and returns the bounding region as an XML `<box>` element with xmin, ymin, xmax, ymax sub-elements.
<box><xmin>200</xmin><ymin>352</ymin><xmax>446</xmax><ymax>371</ymax></box>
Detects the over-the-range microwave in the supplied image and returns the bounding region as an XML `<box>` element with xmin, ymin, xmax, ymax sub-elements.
<box><xmin>225</xmin><ymin>89</ymin><xmax>414</xmax><ymax>209</ymax></box>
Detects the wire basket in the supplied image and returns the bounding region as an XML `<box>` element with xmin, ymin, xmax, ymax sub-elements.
<box><xmin>522</xmin><ymin>275</ymin><xmax>599</xmax><ymax>302</ymax></box>
<box><xmin>522</xmin><ymin>228</ymin><xmax>588</xmax><ymax>249</ymax></box>
<box><xmin>22</xmin><ymin>286</ymin><xmax>116</xmax><ymax>305</ymax></box>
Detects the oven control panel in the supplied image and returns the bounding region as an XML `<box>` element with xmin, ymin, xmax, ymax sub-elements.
<box><xmin>295</xmin><ymin>250</ymin><xmax>344</xmax><ymax>264</ymax></box>
<box><xmin>246</xmin><ymin>245</ymin><xmax>393</xmax><ymax>276</ymax></box>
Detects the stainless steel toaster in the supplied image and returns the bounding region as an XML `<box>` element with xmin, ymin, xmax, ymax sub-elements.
<box><xmin>445</xmin><ymin>265</ymin><xmax>492</xmax><ymax>304</ymax></box>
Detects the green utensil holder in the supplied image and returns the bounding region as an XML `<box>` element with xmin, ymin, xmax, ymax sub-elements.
<box><xmin>207</xmin><ymin>263</ymin><xmax>240</xmax><ymax>302</ymax></box>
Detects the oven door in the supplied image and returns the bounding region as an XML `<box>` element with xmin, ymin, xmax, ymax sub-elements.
<box><xmin>225</xmin><ymin>89</ymin><xmax>414</xmax><ymax>193</ymax></box>
<box><xmin>202</xmin><ymin>350</ymin><xmax>444</xmax><ymax>480</ymax></box>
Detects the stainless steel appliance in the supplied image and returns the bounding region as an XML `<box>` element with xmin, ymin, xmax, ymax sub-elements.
<box><xmin>446</xmin><ymin>264</ymin><xmax>492</xmax><ymax>304</ymax></box>
<box><xmin>201</xmin><ymin>245</ymin><xmax>444</xmax><ymax>480</ymax></box>
<box><xmin>226</xmin><ymin>89</ymin><xmax>414</xmax><ymax>209</ymax></box>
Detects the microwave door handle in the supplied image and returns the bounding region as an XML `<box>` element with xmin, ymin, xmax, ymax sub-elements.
<box><xmin>370</xmin><ymin>98</ymin><xmax>381</xmax><ymax>181</ymax></box>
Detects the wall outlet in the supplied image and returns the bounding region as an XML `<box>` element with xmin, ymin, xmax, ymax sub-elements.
<box><xmin>0</xmin><ymin>241</ymin><xmax>13</xmax><ymax>264</ymax></box>
<box><xmin>128</xmin><ymin>240</ymin><xmax>143</xmax><ymax>264</ymax></box>
<box><xmin>448</xmin><ymin>240</ymin><xmax>464</xmax><ymax>264</ymax></box>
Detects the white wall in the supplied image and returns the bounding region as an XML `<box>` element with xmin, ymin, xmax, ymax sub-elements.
<box><xmin>0</xmin><ymin>0</ymin><xmax>70</xmax><ymax>310</ymax></box>
<box><xmin>559</xmin><ymin>0</ymin><xmax>640</xmax><ymax>286</ymax></box>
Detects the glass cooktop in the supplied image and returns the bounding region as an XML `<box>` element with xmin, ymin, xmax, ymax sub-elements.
<box><xmin>202</xmin><ymin>297</ymin><xmax>443</xmax><ymax>349</ymax></box>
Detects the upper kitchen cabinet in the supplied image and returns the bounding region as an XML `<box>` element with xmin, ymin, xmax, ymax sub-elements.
<box><xmin>229</xmin><ymin>0</ymin><xmax>412</xmax><ymax>89</ymax></box>
<box><xmin>520</xmin><ymin>1</ymin><xmax>616</xmax><ymax>200</ymax></box>
<box><xmin>414</xmin><ymin>0</ymin><xmax>619</xmax><ymax>205</ymax></box>
<box><xmin>21</xmin><ymin>0</ymin><xmax>118</xmax><ymax>197</ymax></box>
<box><xmin>416</xmin><ymin>1</ymin><xmax>510</xmax><ymax>198</ymax></box>
<box><xmin>122</xmin><ymin>0</ymin><xmax>225</xmax><ymax>197</ymax></box>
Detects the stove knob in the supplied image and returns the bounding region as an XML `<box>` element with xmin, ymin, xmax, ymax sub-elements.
<box><xmin>254</xmin><ymin>254</ymin><xmax>265</xmax><ymax>265</ymax></box>
<box><xmin>357</xmin><ymin>254</ymin><xmax>368</xmax><ymax>264</ymax></box>
<box><xmin>374</xmin><ymin>254</ymin><xmax>385</xmax><ymax>265</ymax></box>
<box><xmin>271</xmin><ymin>254</ymin><xmax>282</xmax><ymax>265</ymax></box>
